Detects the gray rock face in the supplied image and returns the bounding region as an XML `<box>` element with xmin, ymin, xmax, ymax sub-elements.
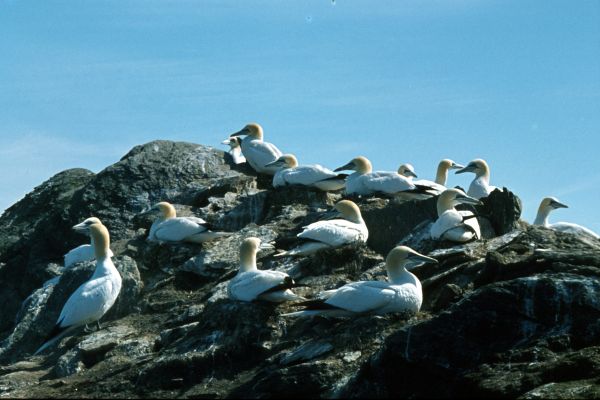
<box><xmin>0</xmin><ymin>139</ymin><xmax>599</xmax><ymax>398</ymax></box>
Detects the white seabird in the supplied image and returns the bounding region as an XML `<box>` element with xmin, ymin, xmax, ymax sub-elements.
<box><xmin>264</xmin><ymin>153</ymin><xmax>346</xmax><ymax>191</ymax></box>
<box><xmin>534</xmin><ymin>197</ymin><xmax>599</xmax><ymax>239</ymax></box>
<box><xmin>455</xmin><ymin>158</ymin><xmax>498</xmax><ymax>199</ymax></box>
<box><xmin>221</xmin><ymin>136</ymin><xmax>247</xmax><ymax>165</ymax></box>
<box><xmin>334</xmin><ymin>156</ymin><xmax>435</xmax><ymax>197</ymax></box>
<box><xmin>430</xmin><ymin>189</ymin><xmax>482</xmax><ymax>242</ymax></box>
<box><xmin>145</xmin><ymin>201</ymin><xmax>231</xmax><ymax>243</ymax></box>
<box><xmin>275</xmin><ymin>200</ymin><xmax>369</xmax><ymax>257</ymax></box>
<box><xmin>228</xmin><ymin>237</ymin><xmax>306</xmax><ymax>302</ymax></box>
<box><xmin>35</xmin><ymin>217</ymin><xmax>122</xmax><ymax>355</ymax></box>
<box><xmin>283</xmin><ymin>246</ymin><xmax>437</xmax><ymax>317</ymax></box>
<box><xmin>230</xmin><ymin>123</ymin><xmax>283</xmax><ymax>175</ymax></box>
<box><xmin>64</xmin><ymin>217</ymin><xmax>114</xmax><ymax>268</ymax></box>
<box><xmin>398</xmin><ymin>159</ymin><xmax>465</xmax><ymax>195</ymax></box>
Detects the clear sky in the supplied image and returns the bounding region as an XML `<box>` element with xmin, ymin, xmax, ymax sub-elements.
<box><xmin>1</xmin><ymin>0</ymin><xmax>599</xmax><ymax>233</ymax></box>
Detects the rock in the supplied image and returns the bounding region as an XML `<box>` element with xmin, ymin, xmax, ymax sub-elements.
<box><xmin>340</xmin><ymin>272</ymin><xmax>600</xmax><ymax>398</ymax></box>
<box><xmin>1</xmin><ymin>139</ymin><xmax>599</xmax><ymax>399</ymax></box>
<box><xmin>279</xmin><ymin>340</ymin><xmax>335</xmax><ymax>366</ymax></box>
<box><xmin>0</xmin><ymin>256</ymin><xmax>142</xmax><ymax>364</ymax></box>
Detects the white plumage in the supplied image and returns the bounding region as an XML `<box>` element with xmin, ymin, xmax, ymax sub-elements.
<box><xmin>398</xmin><ymin>159</ymin><xmax>464</xmax><ymax>196</ymax></box>
<box><xmin>455</xmin><ymin>158</ymin><xmax>498</xmax><ymax>199</ymax></box>
<box><xmin>221</xmin><ymin>136</ymin><xmax>246</xmax><ymax>164</ymax></box>
<box><xmin>35</xmin><ymin>217</ymin><xmax>122</xmax><ymax>355</ymax></box>
<box><xmin>64</xmin><ymin>244</ymin><xmax>114</xmax><ymax>269</ymax></box>
<box><xmin>275</xmin><ymin>200</ymin><xmax>368</xmax><ymax>257</ymax></box>
<box><xmin>283</xmin><ymin>246</ymin><xmax>437</xmax><ymax>317</ymax></box>
<box><xmin>230</xmin><ymin>123</ymin><xmax>283</xmax><ymax>175</ymax></box>
<box><xmin>430</xmin><ymin>189</ymin><xmax>482</xmax><ymax>242</ymax></box>
<box><xmin>534</xmin><ymin>197</ymin><xmax>599</xmax><ymax>239</ymax></box>
<box><xmin>334</xmin><ymin>156</ymin><xmax>434</xmax><ymax>196</ymax></box>
<box><xmin>146</xmin><ymin>202</ymin><xmax>230</xmax><ymax>243</ymax></box>
<box><xmin>267</xmin><ymin>154</ymin><xmax>345</xmax><ymax>191</ymax></box>
<box><xmin>228</xmin><ymin>237</ymin><xmax>304</xmax><ymax>302</ymax></box>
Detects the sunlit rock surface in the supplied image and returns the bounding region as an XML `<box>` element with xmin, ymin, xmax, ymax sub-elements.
<box><xmin>0</xmin><ymin>140</ymin><xmax>598</xmax><ymax>398</ymax></box>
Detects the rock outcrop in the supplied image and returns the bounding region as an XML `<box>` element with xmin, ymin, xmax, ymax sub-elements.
<box><xmin>0</xmin><ymin>140</ymin><xmax>598</xmax><ymax>398</ymax></box>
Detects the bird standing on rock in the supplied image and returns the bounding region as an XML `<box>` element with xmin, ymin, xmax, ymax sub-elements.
<box><xmin>35</xmin><ymin>217</ymin><xmax>122</xmax><ymax>355</ymax></box>
<box><xmin>229</xmin><ymin>123</ymin><xmax>283</xmax><ymax>175</ymax></box>
<box><xmin>455</xmin><ymin>158</ymin><xmax>498</xmax><ymax>199</ymax></box>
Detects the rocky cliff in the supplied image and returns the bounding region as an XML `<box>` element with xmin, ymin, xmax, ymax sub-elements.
<box><xmin>1</xmin><ymin>140</ymin><xmax>599</xmax><ymax>398</ymax></box>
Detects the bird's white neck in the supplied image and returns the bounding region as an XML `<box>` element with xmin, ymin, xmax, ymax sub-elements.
<box><xmin>239</xmin><ymin>252</ymin><xmax>257</xmax><ymax>273</ymax></box>
<box><xmin>231</xmin><ymin>147</ymin><xmax>245</xmax><ymax>163</ymax></box>
<box><xmin>435</xmin><ymin>164</ymin><xmax>448</xmax><ymax>186</ymax></box>
<box><xmin>534</xmin><ymin>206</ymin><xmax>551</xmax><ymax>227</ymax></box>
<box><xmin>91</xmin><ymin>257</ymin><xmax>118</xmax><ymax>279</ymax></box>
<box><xmin>474</xmin><ymin>169</ymin><xmax>490</xmax><ymax>181</ymax></box>
<box><xmin>437</xmin><ymin>200</ymin><xmax>456</xmax><ymax>216</ymax></box>
<box><xmin>387</xmin><ymin>265</ymin><xmax>416</xmax><ymax>285</ymax></box>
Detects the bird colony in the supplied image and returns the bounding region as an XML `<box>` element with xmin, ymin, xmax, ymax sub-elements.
<box><xmin>33</xmin><ymin>122</ymin><xmax>599</xmax><ymax>354</ymax></box>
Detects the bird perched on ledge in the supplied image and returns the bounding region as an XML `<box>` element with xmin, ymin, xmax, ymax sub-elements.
<box><xmin>229</xmin><ymin>123</ymin><xmax>283</xmax><ymax>175</ymax></box>
<box><xmin>35</xmin><ymin>217</ymin><xmax>122</xmax><ymax>355</ymax></box>
<box><xmin>265</xmin><ymin>153</ymin><xmax>346</xmax><ymax>191</ymax></box>
<box><xmin>143</xmin><ymin>201</ymin><xmax>231</xmax><ymax>243</ymax></box>
<box><xmin>274</xmin><ymin>200</ymin><xmax>368</xmax><ymax>258</ymax></box>
<box><xmin>534</xmin><ymin>197</ymin><xmax>599</xmax><ymax>239</ymax></box>
<box><xmin>283</xmin><ymin>246</ymin><xmax>437</xmax><ymax>317</ymax></box>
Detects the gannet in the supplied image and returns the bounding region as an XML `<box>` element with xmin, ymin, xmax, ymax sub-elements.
<box><xmin>221</xmin><ymin>136</ymin><xmax>246</xmax><ymax>165</ymax></box>
<box><xmin>534</xmin><ymin>197</ymin><xmax>599</xmax><ymax>239</ymax></box>
<box><xmin>334</xmin><ymin>156</ymin><xmax>435</xmax><ymax>197</ymax></box>
<box><xmin>455</xmin><ymin>158</ymin><xmax>498</xmax><ymax>199</ymax></box>
<box><xmin>228</xmin><ymin>237</ymin><xmax>306</xmax><ymax>302</ymax></box>
<box><xmin>430</xmin><ymin>188</ymin><xmax>482</xmax><ymax>242</ymax></box>
<box><xmin>283</xmin><ymin>246</ymin><xmax>437</xmax><ymax>317</ymax></box>
<box><xmin>64</xmin><ymin>217</ymin><xmax>114</xmax><ymax>268</ymax></box>
<box><xmin>145</xmin><ymin>201</ymin><xmax>231</xmax><ymax>243</ymax></box>
<box><xmin>264</xmin><ymin>154</ymin><xmax>346</xmax><ymax>191</ymax></box>
<box><xmin>398</xmin><ymin>159</ymin><xmax>465</xmax><ymax>195</ymax></box>
<box><xmin>275</xmin><ymin>200</ymin><xmax>368</xmax><ymax>257</ymax></box>
<box><xmin>35</xmin><ymin>217</ymin><xmax>122</xmax><ymax>355</ymax></box>
<box><xmin>230</xmin><ymin>123</ymin><xmax>283</xmax><ymax>175</ymax></box>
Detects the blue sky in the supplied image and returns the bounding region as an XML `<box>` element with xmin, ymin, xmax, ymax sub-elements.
<box><xmin>1</xmin><ymin>0</ymin><xmax>599</xmax><ymax>233</ymax></box>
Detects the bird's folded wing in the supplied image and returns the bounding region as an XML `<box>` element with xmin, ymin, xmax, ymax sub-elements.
<box><xmin>298</xmin><ymin>220</ymin><xmax>363</xmax><ymax>246</ymax></box>
<box><xmin>154</xmin><ymin>218</ymin><xmax>207</xmax><ymax>241</ymax></box>
<box><xmin>229</xmin><ymin>270</ymin><xmax>288</xmax><ymax>301</ymax></box>
<box><xmin>245</xmin><ymin>141</ymin><xmax>283</xmax><ymax>167</ymax></box>
<box><xmin>58</xmin><ymin>277</ymin><xmax>117</xmax><ymax>327</ymax></box>
<box><xmin>326</xmin><ymin>282</ymin><xmax>395</xmax><ymax>313</ymax></box>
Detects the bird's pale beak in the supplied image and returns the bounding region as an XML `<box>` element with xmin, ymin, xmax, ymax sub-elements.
<box><xmin>450</xmin><ymin>163</ymin><xmax>465</xmax><ymax>170</ymax></box>
<box><xmin>137</xmin><ymin>206</ymin><xmax>157</xmax><ymax>216</ymax></box>
<box><xmin>457</xmin><ymin>195</ymin><xmax>482</xmax><ymax>206</ymax></box>
<box><xmin>259</xmin><ymin>242</ymin><xmax>276</xmax><ymax>251</ymax></box>
<box><xmin>72</xmin><ymin>222</ymin><xmax>89</xmax><ymax>234</ymax></box>
<box><xmin>230</xmin><ymin>127</ymin><xmax>250</xmax><ymax>137</ymax></box>
<box><xmin>552</xmin><ymin>201</ymin><xmax>568</xmax><ymax>209</ymax></box>
<box><xmin>409</xmin><ymin>253</ymin><xmax>438</xmax><ymax>265</ymax></box>
<box><xmin>221</xmin><ymin>138</ymin><xmax>232</xmax><ymax>145</ymax></box>
<box><xmin>406</xmin><ymin>170</ymin><xmax>418</xmax><ymax>178</ymax></box>
<box><xmin>334</xmin><ymin>161</ymin><xmax>355</xmax><ymax>172</ymax></box>
<box><xmin>455</xmin><ymin>164</ymin><xmax>476</xmax><ymax>174</ymax></box>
